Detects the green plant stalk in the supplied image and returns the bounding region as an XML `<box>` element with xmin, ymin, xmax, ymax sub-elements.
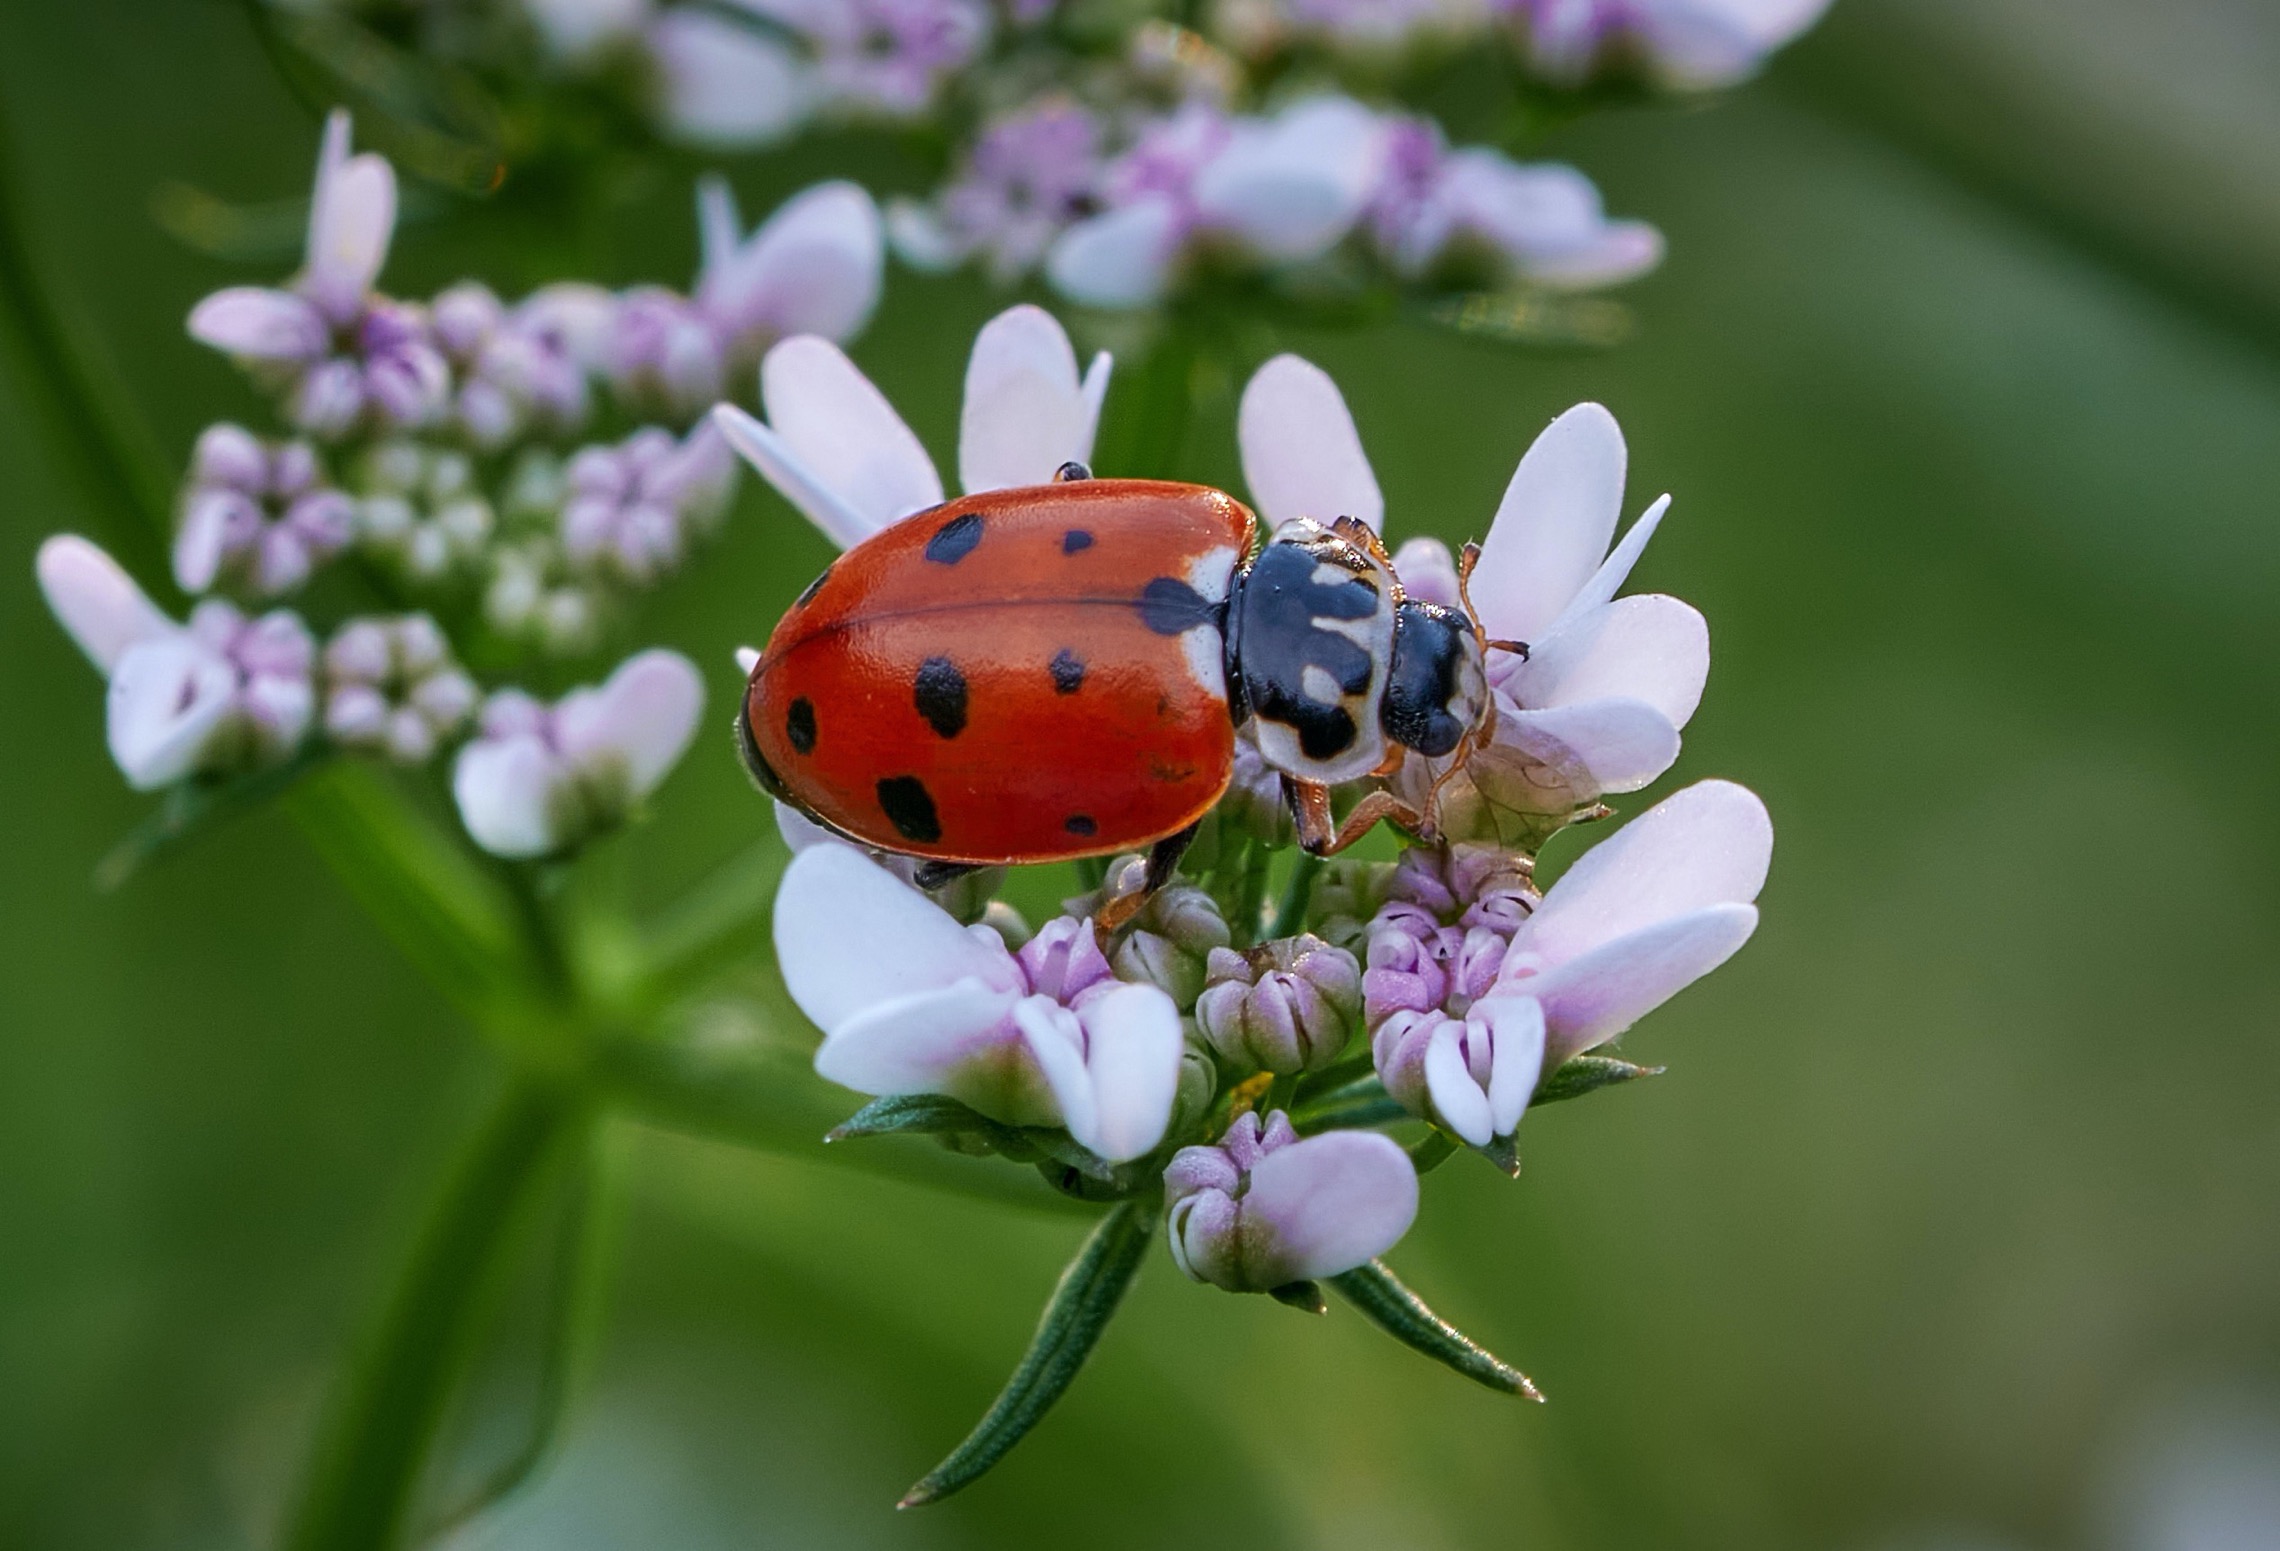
<box><xmin>0</xmin><ymin>106</ymin><xmax>172</xmax><ymax>556</ymax></box>
<box><xmin>286</xmin><ymin>1075</ymin><xmax>590</xmax><ymax>1551</ymax></box>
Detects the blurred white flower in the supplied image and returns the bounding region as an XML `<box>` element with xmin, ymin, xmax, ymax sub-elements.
<box><xmin>607</xmin><ymin>179</ymin><xmax>883</xmax><ymax>416</ymax></box>
<box><xmin>775</xmin><ymin>844</ymin><xmax>1185</xmax><ymax>1162</ymax></box>
<box><xmin>353</xmin><ymin>440</ymin><xmax>497</xmax><ymax>584</ymax></box>
<box><xmin>1501</xmin><ymin>0</ymin><xmax>1833</xmax><ymax>90</ymax></box>
<box><xmin>187</xmin><ymin>111</ymin><xmax>450</xmax><ymax>440</ymax></box>
<box><xmin>559</xmin><ymin>422</ymin><xmax>738</xmax><ymax>584</ymax></box>
<box><xmin>713</xmin><ymin>302</ymin><xmax>1110</xmax><ymax>549</ymax></box>
<box><xmin>644</xmin><ymin>6</ymin><xmax>813</xmax><ymax>149</ymax></box>
<box><xmin>173</xmin><ymin>424</ymin><xmax>353</xmax><ymax>598</ymax></box>
<box><xmin>1163</xmin><ymin>1109</ymin><xmax>1418</xmax><ymax>1290</ymax></box>
<box><xmin>322</xmin><ymin>614</ymin><xmax>478</xmax><ymax>765</ymax></box>
<box><xmin>452</xmin><ymin>649</ymin><xmax>704</xmax><ymax>857</ymax></box>
<box><xmin>37</xmin><ymin>536</ymin><xmax>316</xmax><ymax>790</ymax></box>
<box><xmin>1046</xmin><ymin>95</ymin><xmax>1388</xmax><ymax>308</ymax></box>
<box><xmin>429</xmin><ymin>281</ymin><xmax>595</xmax><ymax>449</ymax></box>
<box><xmin>888</xmin><ymin>97</ymin><xmax>1105</xmax><ymax>283</ymax></box>
<box><xmin>1371</xmin><ymin>117</ymin><xmax>1662</xmax><ymax>290</ymax></box>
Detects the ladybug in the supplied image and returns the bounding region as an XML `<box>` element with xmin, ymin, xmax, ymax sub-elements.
<box><xmin>736</xmin><ymin>463</ymin><xmax>1494</xmax><ymax>908</ymax></box>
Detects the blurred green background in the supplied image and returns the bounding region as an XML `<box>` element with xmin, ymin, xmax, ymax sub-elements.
<box><xmin>5</xmin><ymin>3</ymin><xmax>2279</xmax><ymax>1548</ymax></box>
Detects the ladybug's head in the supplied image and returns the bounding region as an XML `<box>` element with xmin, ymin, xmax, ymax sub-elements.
<box><xmin>1379</xmin><ymin>597</ymin><xmax>1488</xmax><ymax>759</ymax></box>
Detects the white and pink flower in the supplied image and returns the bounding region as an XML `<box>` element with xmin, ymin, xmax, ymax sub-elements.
<box><xmin>1163</xmin><ymin>1109</ymin><xmax>1418</xmax><ymax>1291</ymax></box>
<box><xmin>775</xmin><ymin>844</ymin><xmax>1185</xmax><ymax>1162</ymax></box>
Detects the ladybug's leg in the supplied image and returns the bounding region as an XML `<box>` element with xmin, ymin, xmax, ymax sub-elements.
<box><xmin>1287</xmin><ymin>777</ymin><xmax>1434</xmax><ymax>857</ymax></box>
<box><xmin>913</xmin><ymin>859</ymin><xmax>985</xmax><ymax>892</ymax></box>
<box><xmin>1091</xmin><ymin>822</ymin><xmax>1201</xmax><ymax>935</ymax></box>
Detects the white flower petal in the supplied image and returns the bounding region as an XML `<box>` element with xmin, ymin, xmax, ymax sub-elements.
<box><xmin>1242</xmin><ymin>1129</ymin><xmax>1419</xmax><ymax>1282</ymax></box>
<box><xmin>37</xmin><ymin>535</ymin><xmax>176</xmax><ymax>674</ymax></box>
<box><xmin>1423</xmin><ymin>1022</ymin><xmax>1494</xmax><ymax>1146</ymax></box>
<box><xmin>647</xmin><ymin>9</ymin><xmax>810</xmax><ymax>150</ymax></box>
<box><xmin>1479</xmin><ymin>996</ymin><xmax>1547</xmax><ymax>1138</ymax></box>
<box><xmin>186</xmin><ymin>287</ymin><xmax>328</xmax><ymax>361</ymax></box>
<box><xmin>1045</xmin><ymin>198</ymin><xmax>1180</xmax><ymax>310</ymax></box>
<box><xmin>1079</xmin><ymin>351</ymin><xmax>1113</xmax><ymax>460</ymax></box>
<box><xmin>815</xmin><ymin>982</ymin><xmax>1023</xmax><ymax>1095</ymax></box>
<box><xmin>1193</xmin><ymin>98</ymin><xmax>1385</xmax><ymax>262</ymax></box>
<box><xmin>884</xmin><ymin>198</ymin><xmax>961</xmax><ymax>272</ymax></box>
<box><xmin>1237</xmin><ymin>354</ymin><xmax>1384</xmax><ymax>531</ymax></box>
<box><xmin>958</xmin><ymin>304</ymin><xmax>1091</xmax><ymax>494</ymax></box>
<box><xmin>711</xmin><ymin>403</ymin><xmax>879</xmax><ymax>550</ymax></box>
<box><xmin>1524</xmin><ymin>904</ymin><xmax>1761</xmax><ymax>1062</ymax></box>
<box><xmin>1553</xmin><ymin>494</ymin><xmax>1671</xmax><ymax>630</ymax></box>
<box><xmin>1519</xmin><ymin>778</ymin><xmax>1773</xmax><ymax>967</ymax></box>
<box><xmin>714</xmin><ymin>181</ymin><xmax>884</xmax><ymax>344</ymax></box>
<box><xmin>106</xmin><ymin>635</ymin><xmax>240</xmax><ymax>789</ymax></box>
<box><xmin>773</xmin><ymin>844</ymin><xmax>1018</xmax><ymax>1034</ymax></box>
<box><xmin>759</xmin><ymin>336</ymin><xmax>943</xmax><ymax>531</ymax></box>
<box><xmin>1471</xmin><ymin>403</ymin><xmax>1627</xmax><ymax>644</ymax></box>
<box><xmin>1523</xmin><ymin>219</ymin><xmax>1665</xmax><ymax>291</ymax></box>
<box><xmin>735</xmin><ymin>645</ymin><xmax>761</xmax><ymax>677</ymax></box>
<box><xmin>554</xmin><ymin>648</ymin><xmax>703</xmax><ymax>796</ymax></box>
<box><xmin>1513</xmin><ymin>594</ymin><xmax>1708</xmax><ymax>728</ymax></box>
<box><xmin>453</xmin><ymin>733</ymin><xmax>567</xmax><ymax>858</ymax></box>
<box><xmin>1498</xmin><ymin>697</ymin><xmax>1682</xmax><ymax>795</ymax></box>
<box><xmin>1013</xmin><ymin>997</ymin><xmax>1098</xmax><ymax>1144</ymax></box>
<box><xmin>1074</xmin><ymin>983</ymin><xmax>1183</xmax><ymax>1162</ymax></box>
<box><xmin>302</xmin><ymin>112</ymin><xmax>395</xmax><ymax>321</ymax></box>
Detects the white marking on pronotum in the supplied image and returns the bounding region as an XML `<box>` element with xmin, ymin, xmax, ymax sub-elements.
<box><xmin>1301</xmin><ymin>665</ymin><xmax>1343</xmax><ymax>705</ymax></box>
<box><xmin>1173</xmin><ymin>545</ymin><xmax>1240</xmax><ymax>703</ymax></box>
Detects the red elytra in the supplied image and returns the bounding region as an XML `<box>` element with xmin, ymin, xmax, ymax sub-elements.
<box><xmin>742</xmin><ymin>478</ymin><xmax>1258</xmax><ymax>865</ymax></box>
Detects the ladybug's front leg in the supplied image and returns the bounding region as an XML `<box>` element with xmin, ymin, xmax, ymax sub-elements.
<box><xmin>1091</xmin><ymin>822</ymin><xmax>1202</xmax><ymax>935</ymax></box>
<box><xmin>1284</xmin><ymin>776</ymin><xmax>1435</xmax><ymax>857</ymax></box>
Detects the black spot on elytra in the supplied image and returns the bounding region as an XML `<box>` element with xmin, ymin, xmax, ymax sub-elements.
<box><xmin>1064</xmin><ymin>814</ymin><xmax>1097</xmax><ymax>837</ymax></box>
<box><xmin>876</xmin><ymin>776</ymin><xmax>941</xmax><ymax>843</ymax></box>
<box><xmin>913</xmin><ymin>656</ymin><xmax>968</xmax><ymax>738</ymax></box>
<box><xmin>925</xmin><ymin>512</ymin><xmax>983</xmax><ymax>564</ymax></box>
<box><xmin>1138</xmin><ymin>576</ymin><xmax>1222</xmax><ymax>636</ymax></box>
<box><xmin>785</xmin><ymin>698</ymin><xmax>817</xmax><ymax>754</ymax></box>
<box><xmin>1062</xmin><ymin>528</ymin><xmax>1095</xmax><ymax>554</ymax></box>
<box><xmin>794</xmin><ymin>561</ymin><xmax>833</xmax><ymax>608</ymax></box>
<box><xmin>1049</xmin><ymin>649</ymin><xmax>1085</xmax><ymax>694</ymax></box>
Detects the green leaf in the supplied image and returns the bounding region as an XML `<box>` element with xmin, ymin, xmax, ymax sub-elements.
<box><xmin>285</xmin><ymin>1078</ymin><xmax>586</xmax><ymax>1551</ymax></box>
<box><xmin>900</xmin><ymin>1198</ymin><xmax>1160</xmax><ymax>1508</ymax></box>
<box><xmin>827</xmin><ymin>1093</ymin><xmax>1036</xmax><ymax>1157</ymax></box>
<box><xmin>1328</xmin><ymin>1260</ymin><xmax>1541</xmax><ymax>1401</ymax></box>
<box><xmin>95</xmin><ymin>747</ymin><xmax>331</xmax><ymax>890</ymax></box>
<box><xmin>1533</xmin><ymin>1054</ymin><xmax>1663</xmax><ymax>1106</ymax></box>
<box><xmin>1289</xmin><ymin>1077</ymin><xmax>1408</xmax><ymax>1134</ymax></box>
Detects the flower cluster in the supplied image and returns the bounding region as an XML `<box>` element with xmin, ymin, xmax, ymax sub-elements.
<box><xmin>894</xmin><ymin>89</ymin><xmax>1661</xmax><ymax>310</ymax></box>
<box><xmin>523</xmin><ymin>0</ymin><xmax>998</xmax><ymax>150</ymax></box>
<box><xmin>1222</xmin><ymin>0</ymin><xmax>1833</xmax><ymax>90</ymax></box>
<box><xmin>730</xmin><ymin>308</ymin><xmax>1771</xmax><ymax>1487</ymax></box>
<box><xmin>37</xmin><ymin>109</ymin><xmax>882</xmax><ymax>858</ymax></box>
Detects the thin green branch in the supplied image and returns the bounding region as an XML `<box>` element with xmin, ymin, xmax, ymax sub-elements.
<box><xmin>286</xmin><ymin>1076</ymin><xmax>588</xmax><ymax>1551</ymax></box>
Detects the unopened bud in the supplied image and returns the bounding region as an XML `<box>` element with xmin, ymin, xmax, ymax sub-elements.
<box><xmin>1163</xmin><ymin>1109</ymin><xmax>1417</xmax><ymax>1293</ymax></box>
<box><xmin>1195</xmin><ymin>934</ymin><xmax>1361</xmax><ymax>1074</ymax></box>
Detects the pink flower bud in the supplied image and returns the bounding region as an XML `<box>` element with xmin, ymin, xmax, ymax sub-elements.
<box><xmin>1195</xmin><ymin>935</ymin><xmax>1362</xmax><ymax>1074</ymax></box>
<box><xmin>1164</xmin><ymin>1110</ymin><xmax>1417</xmax><ymax>1292</ymax></box>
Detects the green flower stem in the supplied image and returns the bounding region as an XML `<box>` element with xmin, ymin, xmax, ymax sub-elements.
<box><xmin>286</xmin><ymin>1074</ymin><xmax>592</xmax><ymax>1551</ymax></box>
<box><xmin>1266</xmin><ymin>852</ymin><xmax>1323</xmax><ymax>939</ymax></box>
<box><xmin>900</xmin><ymin>1197</ymin><xmax>1161</xmax><ymax>1507</ymax></box>
<box><xmin>633</xmin><ymin>838</ymin><xmax>788</xmax><ymax>1002</ymax></box>
<box><xmin>0</xmin><ymin>105</ymin><xmax>173</xmax><ymax>555</ymax></box>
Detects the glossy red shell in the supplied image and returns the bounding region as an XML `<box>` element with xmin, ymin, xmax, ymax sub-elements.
<box><xmin>746</xmin><ymin>479</ymin><xmax>1259</xmax><ymax>864</ymax></box>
